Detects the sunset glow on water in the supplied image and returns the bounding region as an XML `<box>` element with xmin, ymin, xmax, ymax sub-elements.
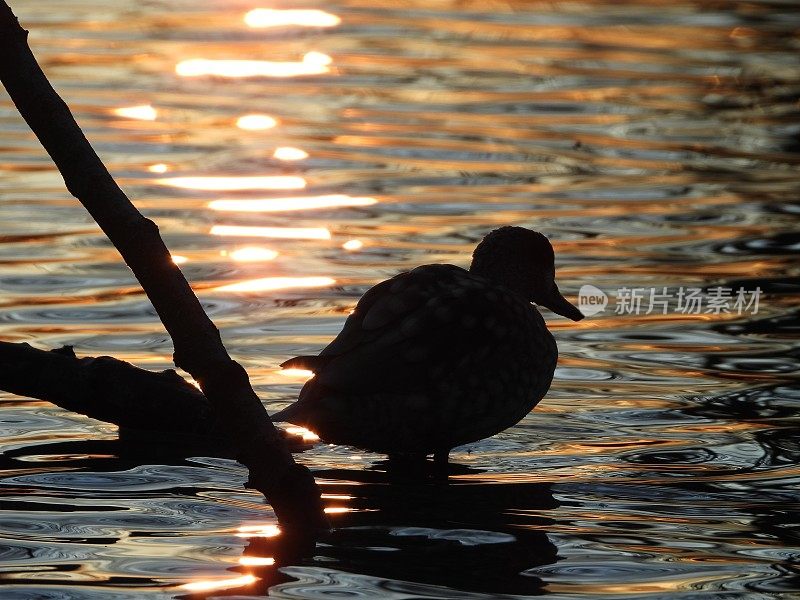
<box><xmin>179</xmin><ymin>575</ymin><xmax>258</xmax><ymax>592</ymax></box>
<box><xmin>244</xmin><ymin>9</ymin><xmax>341</xmax><ymax>29</ymax></box>
<box><xmin>342</xmin><ymin>239</ymin><xmax>364</xmax><ymax>251</ymax></box>
<box><xmin>112</xmin><ymin>104</ymin><xmax>157</xmax><ymax>120</ymax></box>
<box><xmin>208</xmin><ymin>195</ymin><xmax>377</xmax><ymax>212</ymax></box>
<box><xmin>210</xmin><ymin>225</ymin><xmax>331</xmax><ymax>239</ymax></box>
<box><xmin>157</xmin><ymin>176</ymin><xmax>306</xmax><ymax>191</ymax></box>
<box><xmin>147</xmin><ymin>162</ymin><xmax>169</xmax><ymax>173</ymax></box>
<box><xmin>273</xmin><ymin>146</ymin><xmax>309</xmax><ymax>161</ymax></box>
<box><xmin>236</xmin><ymin>114</ymin><xmax>278</xmax><ymax>130</ymax></box>
<box><xmin>0</xmin><ymin>0</ymin><xmax>797</xmax><ymax>598</ymax></box>
<box><xmin>239</xmin><ymin>556</ymin><xmax>276</xmax><ymax>566</ymax></box>
<box><xmin>285</xmin><ymin>425</ymin><xmax>320</xmax><ymax>441</ymax></box>
<box><xmin>237</xmin><ymin>525</ymin><xmax>281</xmax><ymax>538</ymax></box>
<box><xmin>226</xmin><ymin>246</ymin><xmax>279</xmax><ymax>261</ymax></box>
<box><xmin>176</xmin><ymin>54</ymin><xmax>332</xmax><ymax>78</ymax></box>
<box><xmin>215</xmin><ymin>276</ymin><xmax>335</xmax><ymax>292</ymax></box>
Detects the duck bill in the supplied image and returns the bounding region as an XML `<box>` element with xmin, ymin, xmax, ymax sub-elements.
<box><xmin>540</xmin><ymin>286</ymin><xmax>584</xmax><ymax>321</ymax></box>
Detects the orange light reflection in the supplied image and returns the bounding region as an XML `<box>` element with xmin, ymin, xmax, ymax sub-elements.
<box><xmin>147</xmin><ymin>163</ymin><xmax>169</xmax><ymax>173</ymax></box>
<box><xmin>176</xmin><ymin>53</ymin><xmax>331</xmax><ymax>78</ymax></box>
<box><xmin>208</xmin><ymin>195</ymin><xmax>376</xmax><ymax>213</ymax></box>
<box><xmin>210</xmin><ymin>225</ymin><xmax>330</xmax><ymax>240</ymax></box>
<box><xmin>113</xmin><ymin>105</ymin><xmax>157</xmax><ymax>120</ymax></box>
<box><xmin>216</xmin><ymin>277</ymin><xmax>335</xmax><ymax>293</ymax></box>
<box><xmin>226</xmin><ymin>247</ymin><xmax>279</xmax><ymax>262</ymax></box>
<box><xmin>179</xmin><ymin>574</ymin><xmax>258</xmax><ymax>592</ymax></box>
<box><xmin>285</xmin><ymin>425</ymin><xmax>320</xmax><ymax>442</ymax></box>
<box><xmin>342</xmin><ymin>239</ymin><xmax>364</xmax><ymax>251</ymax></box>
<box><xmin>244</xmin><ymin>9</ymin><xmax>341</xmax><ymax>28</ymax></box>
<box><xmin>237</xmin><ymin>524</ymin><xmax>281</xmax><ymax>538</ymax></box>
<box><xmin>237</xmin><ymin>114</ymin><xmax>278</xmax><ymax>130</ymax></box>
<box><xmin>279</xmin><ymin>369</ymin><xmax>314</xmax><ymax>379</ymax></box>
<box><xmin>158</xmin><ymin>176</ymin><xmax>305</xmax><ymax>191</ymax></box>
<box><xmin>239</xmin><ymin>556</ymin><xmax>276</xmax><ymax>566</ymax></box>
<box><xmin>273</xmin><ymin>147</ymin><xmax>309</xmax><ymax>161</ymax></box>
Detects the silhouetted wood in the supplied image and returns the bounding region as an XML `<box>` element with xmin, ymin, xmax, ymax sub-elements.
<box><xmin>0</xmin><ymin>341</ymin><xmax>209</xmax><ymax>430</ymax></box>
<box><xmin>0</xmin><ymin>1</ymin><xmax>325</xmax><ymax>529</ymax></box>
<box><xmin>0</xmin><ymin>341</ymin><xmax>312</xmax><ymax>456</ymax></box>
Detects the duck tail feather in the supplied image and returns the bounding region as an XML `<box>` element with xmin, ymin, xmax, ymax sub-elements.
<box><xmin>279</xmin><ymin>355</ymin><xmax>325</xmax><ymax>371</ymax></box>
<box><xmin>270</xmin><ymin>405</ymin><xmax>296</xmax><ymax>423</ymax></box>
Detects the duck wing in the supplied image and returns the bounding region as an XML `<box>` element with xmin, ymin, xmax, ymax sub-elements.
<box><xmin>275</xmin><ymin>264</ymin><xmax>542</xmax><ymax>420</ymax></box>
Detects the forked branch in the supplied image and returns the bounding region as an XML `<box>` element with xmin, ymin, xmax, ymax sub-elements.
<box><xmin>0</xmin><ymin>1</ymin><xmax>325</xmax><ymax>529</ymax></box>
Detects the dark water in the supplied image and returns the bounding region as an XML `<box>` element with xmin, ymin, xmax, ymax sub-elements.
<box><xmin>1</xmin><ymin>0</ymin><xmax>799</xmax><ymax>597</ymax></box>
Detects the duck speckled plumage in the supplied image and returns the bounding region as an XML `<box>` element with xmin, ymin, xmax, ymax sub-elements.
<box><xmin>273</xmin><ymin>227</ymin><xmax>584</xmax><ymax>461</ymax></box>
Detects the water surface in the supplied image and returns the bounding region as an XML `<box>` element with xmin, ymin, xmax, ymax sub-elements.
<box><xmin>0</xmin><ymin>0</ymin><xmax>798</xmax><ymax>597</ymax></box>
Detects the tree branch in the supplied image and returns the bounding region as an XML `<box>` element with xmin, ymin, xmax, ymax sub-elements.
<box><xmin>0</xmin><ymin>1</ymin><xmax>325</xmax><ymax>529</ymax></box>
<box><xmin>0</xmin><ymin>341</ymin><xmax>312</xmax><ymax>457</ymax></box>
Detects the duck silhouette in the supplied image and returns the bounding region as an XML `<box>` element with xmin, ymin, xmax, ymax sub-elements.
<box><xmin>273</xmin><ymin>226</ymin><xmax>583</xmax><ymax>465</ymax></box>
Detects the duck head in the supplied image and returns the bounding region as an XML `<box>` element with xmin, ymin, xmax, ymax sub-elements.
<box><xmin>470</xmin><ymin>226</ymin><xmax>584</xmax><ymax>321</ymax></box>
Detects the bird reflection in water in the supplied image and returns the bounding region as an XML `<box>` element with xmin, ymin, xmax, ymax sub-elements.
<box><xmin>175</xmin><ymin>465</ymin><xmax>559</xmax><ymax>598</ymax></box>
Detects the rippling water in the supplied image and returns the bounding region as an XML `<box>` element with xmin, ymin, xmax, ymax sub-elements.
<box><xmin>0</xmin><ymin>0</ymin><xmax>798</xmax><ymax>597</ymax></box>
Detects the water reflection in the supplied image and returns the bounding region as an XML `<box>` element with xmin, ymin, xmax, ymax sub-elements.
<box><xmin>179</xmin><ymin>574</ymin><xmax>258</xmax><ymax>593</ymax></box>
<box><xmin>210</xmin><ymin>225</ymin><xmax>331</xmax><ymax>240</ymax></box>
<box><xmin>236</xmin><ymin>114</ymin><xmax>278</xmax><ymax>130</ymax></box>
<box><xmin>215</xmin><ymin>277</ymin><xmax>335</xmax><ymax>293</ymax></box>
<box><xmin>157</xmin><ymin>176</ymin><xmax>306</xmax><ymax>191</ymax></box>
<box><xmin>208</xmin><ymin>195</ymin><xmax>377</xmax><ymax>213</ymax></box>
<box><xmin>1</xmin><ymin>0</ymin><xmax>799</xmax><ymax>597</ymax></box>
<box><xmin>239</xmin><ymin>556</ymin><xmax>276</xmax><ymax>566</ymax></box>
<box><xmin>273</xmin><ymin>147</ymin><xmax>309</xmax><ymax>161</ymax></box>
<box><xmin>112</xmin><ymin>105</ymin><xmax>157</xmax><ymax>121</ymax></box>
<box><xmin>244</xmin><ymin>9</ymin><xmax>341</xmax><ymax>29</ymax></box>
<box><xmin>289</xmin><ymin>471</ymin><xmax>556</xmax><ymax>597</ymax></box>
<box><xmin>176</xmin><ymin>470</ymin><xmax>558</xmax><ymax>598</ymax></box>
<box><xmin>225</xmin><ymin>247</ymin><xmax>279</xmax><ymax>262</ymax></box>
<box><xmin>176</xmin><ymin>54</ymin><xmax>332</xmax><ymax>79</ymax></box>
<box><xmin>342</xmin><ymin>239</ymin><xmax>364</xmax><ymax>251</ymax></box>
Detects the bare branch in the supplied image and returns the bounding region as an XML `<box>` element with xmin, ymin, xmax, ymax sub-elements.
<box><xmin>0</xmin><ymin>1</ymin><xmax>325</xmax><ymax>529</ymax></box>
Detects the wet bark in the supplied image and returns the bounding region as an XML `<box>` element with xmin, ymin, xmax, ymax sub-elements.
<box><xmin>0</xmin><ymin>1</ymin><xmax>325</xmax><ymax>530</ymax></box>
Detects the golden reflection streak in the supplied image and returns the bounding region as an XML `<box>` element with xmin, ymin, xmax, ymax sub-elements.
<box><xmin>279</xmin><ymin>368</ymin><xmax>314</xmax><ymax>379</ymax></box>
<box><xmin>244</xmin><ymin>9</ymin><xmax>341</xmax><ymax>28</ymax></box>
<box><xmin>324</xmin><ymin>507</ymin><xmax>352</xmax><ymax>514</ymax></box>
<box><xmin>176</xmin><ymin>53</ymin><xmax>332</xmax><ymax>78</ymax></box>
<box><xmin>147</xmin><ymin>163</ymin><xmax>169</xmax><ymax>173</ymax></box>
<box><xmin>237</xmin><ymin>524</ymin><xmax>280</xmax><ymax>538</ymax></box>
<box><xmin>236</xmin><ymin>114</ymin><xmax>278</xmax><ymax>130</ymax></box>
<box><xmin>215</xmin><ymin>277</ymin><xmax>335</xmax><ymax>293</ymax></box>
<box><xmin>157</xmin><ymin>176</ymin><xmax>305</xmax><ymax>191</ymax></box>
<box><xmin>342</xmin><ymin>239</ymin><xmax>363</xmax><ymax>251</ymax></box>
<box><xmin>273</xmin><ymin>147</ymin><xmax>309</xmax><ymax>161</ymax></box>
<box><xmin>285</xmin><ymin>425</ymin><xmax>320</xmax><ymax>442</ymax></box>
<box><xmin>208</xmin><ymin>195</ymin><xmax>376</xmax><ymax>213</ymax></box>
<box><xmin>210</xmin><ymin>225</ymin><xmax>330</xmax><ymax>240</ymax></box>
<box><xmin>170</xmin><ymin>255</ymin><xmax>188</xmax><ymax>265</ymax></box>
<box><xmin>225</xmin><ymin>247</ymin><xmax>279</xmax><ymax>262</ymax></box>
<box><xmin>112</xmin><ymin>105</ymin><xmax>157</xmax><ymax>120</ymax></box>
<box><xmin>179</xmin><ymin>574</ymin><xmax>258</xmax><ymax>592</ymax></box>
<box><xmin>239</xmin><ymin>556</ymin><xmax>276</xmax><ymax>566</ymax></box>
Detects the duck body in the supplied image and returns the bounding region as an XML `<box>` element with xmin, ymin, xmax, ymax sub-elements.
<box><xmin>273</xmin><ymin>261</ymin><xmax>560</xmax><ymax>457</ymax></box>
